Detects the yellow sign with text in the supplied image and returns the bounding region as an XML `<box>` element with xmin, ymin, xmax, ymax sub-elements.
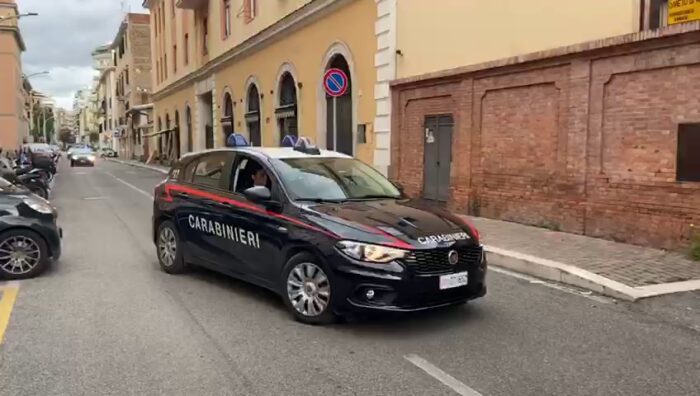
<box><xmin>668</xmin><ymin>0</ymin><xmax>700</xmax><ymax>25</ymax></box>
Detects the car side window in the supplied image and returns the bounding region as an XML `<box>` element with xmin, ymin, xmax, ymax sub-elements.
<box><xmin>192</xmin><ymin>153</ymin><xmax>227</xmax><ymax>189</ymax></box>
<box><xmin>181</xmin><ymin>160</ymin><xmax>198</xmax><ymax>183</ymax></box>
<box><xmin>231</xmin><ymin>156</ymin><xmax>272</xmax><ymax>194</ymax></box>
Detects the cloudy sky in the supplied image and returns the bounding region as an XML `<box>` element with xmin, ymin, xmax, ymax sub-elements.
<box><xmin>18</xmin><ymin>0</ymin><xmax>148</xmax><ymax>110</ymax></box>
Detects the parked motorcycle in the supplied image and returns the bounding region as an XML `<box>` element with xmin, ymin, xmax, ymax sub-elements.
<box><xmin>0</xmin><ymin>158</ymin><xmax>51</xmax><ymax>199</ymax></box>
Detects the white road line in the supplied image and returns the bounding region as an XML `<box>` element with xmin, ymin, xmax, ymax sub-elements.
<box><xmin>490</xmin><ymin>266</ymin><xmax>613</xmax><ymax>304</ymax></box>
<box><xmin>404</xmin><ymin>354</ymin><xmax>483</xmax><ymax>396</ymax></box>
<box><xmin>105</xmin><ymin>172</ymin><xmax>154</xmax><ymax>200</ymax></box>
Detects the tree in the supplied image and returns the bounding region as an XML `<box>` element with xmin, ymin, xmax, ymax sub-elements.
<box><xmin>89</xmin><ymin>132</ymin><xmax>100</xmax><ymax>144</ymax></box>
<box><xmin>58</xmin><ymin>128</ymin><xmax>74</xmax><ymax>145</ymax></box>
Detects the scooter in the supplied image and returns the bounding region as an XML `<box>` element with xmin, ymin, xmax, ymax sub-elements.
<box><xmin>1</xmin><ymin>167</ymin><xmax>50</xmax><ymax>199</ymax></box>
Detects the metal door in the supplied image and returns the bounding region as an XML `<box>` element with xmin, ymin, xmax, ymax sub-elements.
<box><xmin>422</xmin><ymin>115</ymin><xmax>453</xmax><ymax>201</ymax></box>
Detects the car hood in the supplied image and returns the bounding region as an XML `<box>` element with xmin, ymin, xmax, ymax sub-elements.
<box><xmin>301</xmin><ymin>199</ymin><xmax>478</xmax><ymax>249</ymax></box>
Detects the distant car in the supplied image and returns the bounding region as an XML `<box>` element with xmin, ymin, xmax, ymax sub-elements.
<box><xmin>70</xmin><ymin>148</ymin><xmax>96</xmax><ymax>167</ymax></box>
<box><xmin>99</xmin><ymin>148</ymin><xmax>118</xmax><ymax>158</ymax></box>
<box><xmin>0</xmin><ymin>176</ymin><xmax>61</xmax><ymax>280</ymax></box>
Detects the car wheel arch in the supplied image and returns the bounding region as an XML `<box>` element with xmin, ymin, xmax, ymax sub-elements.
<box><xmin>0</xmin><ymin>226</ymin><xmax>54</xmax><ymax>258</ymax></box>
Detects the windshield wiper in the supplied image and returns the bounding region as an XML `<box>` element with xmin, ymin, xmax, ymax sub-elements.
<box><xmin>347</xmin><ymin>194</ymin><xmax>400</xmax><ymax>200</ymax></box>
<box><xmin>295</xmin><ymin>197</ymin><xmax>348</xmax><ymax>204</ymax></box>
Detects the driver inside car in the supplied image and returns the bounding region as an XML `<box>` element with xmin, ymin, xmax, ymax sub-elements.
<box><xmin>251</xmin><ymin>167</ymin><xmax>269</xmax><ymax>188</ymax></box>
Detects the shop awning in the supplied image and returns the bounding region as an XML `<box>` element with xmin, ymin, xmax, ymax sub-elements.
<box><xmin>143</xmin><ymin>128</ymin><xmax>175</xmax><ymax>138</ymax></box>
<box><xmin>244</xmin><ymin>111</ymin><xmax>260</xmax><ymax>123</ymax></box>
<box><xmin>275</xmin><ymin>104</ymin><xmax>296</xmax><ymax>119</ymax></box>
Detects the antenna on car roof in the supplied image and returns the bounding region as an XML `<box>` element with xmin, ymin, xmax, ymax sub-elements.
<box><xmin>281</xmin><ymin>135</ymin><xmax>297</xmax><ymax>147</ymax></box>
<box><xmin>226</xmin><ymin>133</ymin><xmax>249</xmax><ymax>147</ymax></box>
<box><xmin>293</xmin><ymin>137</ymin><xmax>321</xmax><ymax>155</ymax></box>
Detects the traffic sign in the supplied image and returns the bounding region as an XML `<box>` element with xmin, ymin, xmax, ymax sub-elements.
<box><xmin>323</xmin><ymin>68</ymin><xmax>349</xmax><ymax>97</ymax></box>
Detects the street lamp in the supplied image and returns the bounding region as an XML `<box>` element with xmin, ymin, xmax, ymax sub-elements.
<box><xmin>0</xmin><ymin>12</ymin><xmax>39</xmax><ymax>22</ymax></box>
<box><xmin>24</xmin><ymin>71</ymin><xmax>49</xmax><ymax>79</ymax></box>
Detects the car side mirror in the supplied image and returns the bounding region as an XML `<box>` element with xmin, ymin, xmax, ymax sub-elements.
<box><xmin>243</xmin><ymin>186</ymin><xmax>272</xmax><ymax>203</ymax></box>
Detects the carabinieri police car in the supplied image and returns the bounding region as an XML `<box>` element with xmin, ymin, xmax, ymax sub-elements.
<box><xmin>152</xmin><ymin>135</ymin><xmax>486</xmax><ymax>324</ymax></box>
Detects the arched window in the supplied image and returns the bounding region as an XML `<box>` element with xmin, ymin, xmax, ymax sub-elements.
<box><xmin>185</xmin><ymin>106</ymin><xmax>193</xmax><ymax>152</ymax></box>
<box><xmin>174</xmin><ymin>110</ymin><xmax>180</xmax><ymax>159</ymax></box>
<box><xmin>222</xmin><ymin>91</ymin><xmax>234</xmax><ymax>140</ymax></box>
<box><xmin>246</xmin><ymin>83</ymin><xmax>261</xmax><ymax>146</ymax></box>
<box><xmin>276</xmin><ymin>72</ymin><xmax>298</xmax><ymax>144</ymax></box>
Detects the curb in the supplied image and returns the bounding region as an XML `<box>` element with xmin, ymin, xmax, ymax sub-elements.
<box><xmin>106</xmin><ymin>158</ymin><xmax>169</xmax><ymax>174</ymax></box>
<box><xmin>484</xmin><ymin>245</ymin><xmax>700</xmax><ymax>301</ymax></box>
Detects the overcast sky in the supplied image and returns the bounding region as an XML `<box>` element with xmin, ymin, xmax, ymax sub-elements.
<box><xmin>18</xmin><ymin>0</ymin><xmax>148</xmax><ymax>110</ymax></box>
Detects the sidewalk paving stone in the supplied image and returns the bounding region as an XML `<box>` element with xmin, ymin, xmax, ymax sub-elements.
<box><xmin>472</xmin><ymin>217</ymin><xmax>699</xmax><ymax>287</ymax></box>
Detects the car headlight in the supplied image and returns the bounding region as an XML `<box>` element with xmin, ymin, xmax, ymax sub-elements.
<box><xmin>336</xmin><ymin>241</ymin><xmax>408</xmax><ymax>263</ymax></box>
<box><xmin>23</xmin><ymin>195</ymin><xmax>53</xmax><ymax>214</ymax></box>
<box><xmin>87</xmin><ymin>155</ymin><xmax>95</xmax><ymax>161</ymax></box>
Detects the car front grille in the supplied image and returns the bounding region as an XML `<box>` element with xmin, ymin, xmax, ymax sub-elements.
<box><xmin>403</xmin><ymin>245</ymin><xmax>483</xmax><ymax>275</ymax></box>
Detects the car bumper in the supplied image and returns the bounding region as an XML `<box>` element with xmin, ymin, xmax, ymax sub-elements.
<box><xmin>328</xmin><ymin>248</ymin><xmax>487</xmax><ymax>313</ymax></box>
<box><xmin>36</xmin><ymin>222</ymin><xmax>62</xmax><ymax>261</ymax></box>
<box><xmin>73</xmin><ymin>158</ymin><xmax>94</xmax><ymax>165</ymax></box>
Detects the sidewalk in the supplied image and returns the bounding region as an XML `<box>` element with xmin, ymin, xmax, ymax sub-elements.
<box><xmin>474</xmin><ymin>217</ymin><xmax>700</xmax><ymax>301</ymax></box>
<box><xmin>105</xmin><ymin>158</ymin><xmax>169</xmax><ymax>174</ymax></box>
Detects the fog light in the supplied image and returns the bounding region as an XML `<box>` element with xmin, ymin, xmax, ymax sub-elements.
<box><xmin>365</xmin><ymin>289</ymin><xmax>375</xmax><ymax>300</ymax></box>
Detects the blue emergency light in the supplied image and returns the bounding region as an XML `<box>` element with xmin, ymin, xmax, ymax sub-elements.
<box><xmin>293</xmin><ymin>137</ymin><xmax>321</xmax><ymax>155</ymax></box>
<box><xmin>281</xmin><ymin>135</ymin><xmax>298</xmax><ymax>147</ymax></box>
<box><xmin>226</xmin><ymin>133</ymin><xmax>249</xmax><ymax>147</ymax></box>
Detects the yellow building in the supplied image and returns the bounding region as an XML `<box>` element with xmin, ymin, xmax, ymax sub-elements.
<box><xmin>142</xmin><ymin>0</ymin><xmax>377</xmax><ymax>166</ymax></box>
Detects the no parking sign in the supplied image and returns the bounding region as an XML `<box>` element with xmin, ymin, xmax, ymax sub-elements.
<box><xmin>323</xmin><ymin>68</ymin><xmax>349</xmax><ymax>97</ymax></box>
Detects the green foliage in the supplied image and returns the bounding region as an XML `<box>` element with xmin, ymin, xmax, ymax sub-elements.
<box><xmin>690</xmin><ymin>225</ymin><xmax>700</xmax><ymax>261</ymax></box>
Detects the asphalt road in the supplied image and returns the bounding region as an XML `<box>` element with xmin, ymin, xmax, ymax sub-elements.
<box><xmin>0</xmin><ymin>159</ymin><xmax>698</xmax><ymax>396</ymax></box>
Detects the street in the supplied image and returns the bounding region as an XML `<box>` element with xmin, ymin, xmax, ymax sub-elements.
<box><xmin>0</xmin><ymin>159</ymin><xmax>697</xmax><ymax>396</ymax></box>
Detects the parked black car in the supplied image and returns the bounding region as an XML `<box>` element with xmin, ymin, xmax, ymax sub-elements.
<box><xmin>152</xmin><ymin>138</ymin><xmax>486</xmax><ymax>325</ymax></box>
<box><xmin>0</xmin><ymin>177</ymin><xmax>61</xmax><ymax>280</ymax></box>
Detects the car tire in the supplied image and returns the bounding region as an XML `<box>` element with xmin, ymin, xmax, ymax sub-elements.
<box><xmin>0</xmin><ymin>229</ymin><xmax>50</xmax><ymax>280</ymax></box>
<box><xmin>70</xmin><ymin>160</ymin><xmax>74</xmax><ymax>167</ymax></box>
<box><xmin>156</xmin><ymin>220</ymin><xmax>187</xmax><ymax>274</ymax></box>
<box><xmin>281</xmin><ymin>252</ymin><xmax>338</xmax><ymax>325</ymax></box>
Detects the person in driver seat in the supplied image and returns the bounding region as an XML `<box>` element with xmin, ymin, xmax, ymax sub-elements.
<box><xmin>250</xmin><ymin>164</ymin><xmax>269</xmax><ymax>188</ymax></box>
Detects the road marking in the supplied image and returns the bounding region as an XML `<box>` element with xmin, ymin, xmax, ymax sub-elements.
<box><xmin>83</xmin><ymin>196</ymin><xmax>107</xmax><ymax>201</ymax></box>
<box><xmin>105</xmin><ymin>172</ymin><xmax>154</xmax><ymax>200</ymax></box>
<box><xmin>0</xmin><ymin>284</ymin><xmax>20</xmax><ymax>344</ymax></box>
<box><xmin>404</xmin><ymin>354</ymin><xmax>483</xmax><ymax>396</ymax></box>
<box><xmin>490</xmin><ymin>266</ymin><xmax>613</xmax><ymax>304</ymax></box>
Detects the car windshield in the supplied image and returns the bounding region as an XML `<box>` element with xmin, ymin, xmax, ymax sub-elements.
<box><xmin>73</xmin><ymin>149</ymin><xmax>94</xmax><ymax>155</ymax></box>
<box><xmin>271</xmin><ymin>157</ymin><xmax>401</xmax><ymax>201</ymax></box>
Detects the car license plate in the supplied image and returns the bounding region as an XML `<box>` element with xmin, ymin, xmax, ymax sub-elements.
<box><xmin>439</xmin><ymin>271</ymin><xmax>468</xmax><ymax>290</ymax></box>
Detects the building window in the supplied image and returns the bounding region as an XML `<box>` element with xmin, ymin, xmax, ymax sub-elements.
<box><xmin>202</xmin><ymin>17</ymin><xmax>209</xmax><ymax>55</ymax></box>
<box><xmin>646</xmin><ymin>0</ymin><xmax>669</xmax><ymax>30</ymax></box>
<box><xmin>173</xmin><ymin>45</ymin><xmax>177</xmax><ymax>73</ymax></box>
<box><xmin>677</xmin><ymin>123</ymin><xmax>700</xmax><ymax>182</ymax></box>
<box><xmin>244</xmin><ymin>0</ymin><xmax>257</xmax><ymax>23</ymax></box>
<box><xmin>171</xmin><ymin>0</ymin><xmax>175</xmax><ymax>17</ymax></box>
<box><xmin>184</xmin><ymin>33</ymin><xmax>189</xmax><ymax>65</ymax></box>
<box><xmin>223</xmin><ymin>0</ymin><xmax>231</xmax><ymax>38</ymax></box>
<box><xmin>164</xmin><ymin>54</ymin><xmax>168</xmax><ymax>79</ymax></box>
<box><xmin>125</xmin><ymin>69</ymin><xmax>129</xmax><ymax>85</ymax></box>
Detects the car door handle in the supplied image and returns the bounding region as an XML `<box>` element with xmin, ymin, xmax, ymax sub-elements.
<box><xmin>203</xmin><ymin>199</ymin><xmax>231</xmax><ymax>208</ymax></box>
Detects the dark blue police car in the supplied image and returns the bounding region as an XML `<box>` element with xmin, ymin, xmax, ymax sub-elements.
<box><xmin>152</xmin><ymin>138</ymin><xmax>486</xmax><ymax>324</ymax></box>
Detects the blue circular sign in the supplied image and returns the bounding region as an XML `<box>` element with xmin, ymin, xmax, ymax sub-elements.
<box><xmin>324</xmin><ymin>68</ymin><xmax>349</xmax><ymax>97</ymax></box>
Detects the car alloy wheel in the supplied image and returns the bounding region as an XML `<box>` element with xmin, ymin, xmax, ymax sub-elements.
<box><xmin>286</xmin><ymin>262</ymin><xmax>331</xmax><ymax>317</ymax></box>
<box><xmin>0</xmin><ymin>235</ymin><xmax>41</xmax><ymax>275</ymax></box>
<box><xmin>158</xmin><ymin>227</ymin><xmax>177</xmax><ymax>267</ymax></box>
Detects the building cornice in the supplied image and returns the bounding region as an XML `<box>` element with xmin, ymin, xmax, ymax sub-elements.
<box><xmin>152</xmin><ymin>0</ymin><xmax>353</xmax><ymax>100</ymax></box>
<box><xmin>0</xmin><ymin>25</ymin><xmax>26</xmax><ymax>51</ymax></box>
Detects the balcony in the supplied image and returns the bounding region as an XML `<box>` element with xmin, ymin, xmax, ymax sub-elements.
<box><xmin>176</xmin><ymin>0</ymin><xmax>208</xmax><ymax>9</ymax></box>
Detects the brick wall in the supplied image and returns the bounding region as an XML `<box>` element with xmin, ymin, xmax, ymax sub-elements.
<box><xmin>391</xmin><ymin>27</ymin><xmax>700</xmax><ymax>250</ymax></box>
